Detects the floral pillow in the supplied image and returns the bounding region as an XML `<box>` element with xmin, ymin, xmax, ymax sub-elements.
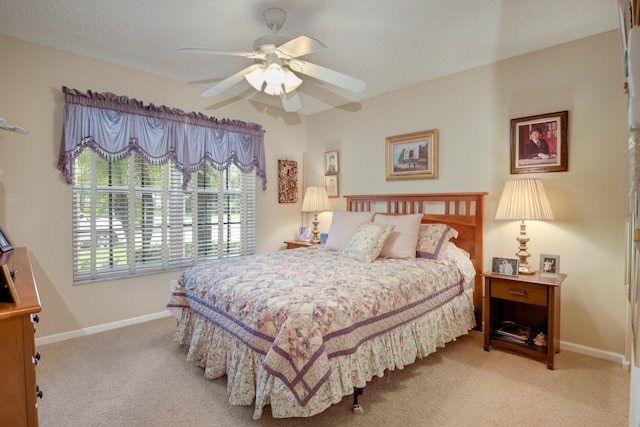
<box><xmin>341</xmin><ymin>223</ymin><xmax>394</xmax><ymax>262</ymax></box>
<box><xmin>416</xmin><ymin>223</ymin><xmax>459</xmax><ymax>260</ymax></box>
<box><xmin>324</xmin><ymin>211</ymin><xmax>375</xmax><ymax>251</ymax></box>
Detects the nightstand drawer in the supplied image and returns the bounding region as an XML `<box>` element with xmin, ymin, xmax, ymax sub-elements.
<box><xmin>490</xmin><ymin>280</ymin><xmax>547</xmax><ymax>306</ymax></box>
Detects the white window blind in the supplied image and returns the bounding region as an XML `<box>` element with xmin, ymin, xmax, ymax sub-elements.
<box><xmin>72</xmin><ymin>150</ymin><xmax>256</xmax><ymax>284</ymax></box>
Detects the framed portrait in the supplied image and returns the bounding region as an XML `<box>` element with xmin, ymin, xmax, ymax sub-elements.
<box><xmin>298</xmin><ymin>226</ymin><xmax>310</xmax><ymax>242</ymax></box>
<box><xmin>539</xmin><ymin>254</ymin><xmax>560</xmax><ymax>278</ymax></box>
<box><xmin>510</xmin><ymin>111</ymin><xmax>568</xmax><ymax>174</ymax></box>
<box><xmin>491</xmin><ymin>257</ymin><xmax>519</xmax><ymax>277</ymax></box>
<box><xmin>324</xmin><ymin>150</ymin><xmax>339</xmax><ymax>175</ymax></box>
<box><xmin>0</xmin><ymin>264</ymin><xmax>19</xmax><ymax>304</ymax></box>
<box><xmin>324</xmin><ymin>175</ymin><xmax>339</xmax><ymax>198</ymax></box>
<box><xmin>0</xmin><ymin>225</ymin><xmax>14</xmax><ymax>252</ymax></box>
<box><xmin>385</xmin><ymin>129</ymin><xmax>438</xmax><ymax>181</ymax></box>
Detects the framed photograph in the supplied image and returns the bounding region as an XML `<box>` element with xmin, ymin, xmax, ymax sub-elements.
<box><xmin>324</xmin><ymin>150</ymin><xmax>339</xmax><ymax>175</ymax></box>
<box><xmin>0</xmin><ymin>264</ymin><xmax>19</xmax><ymax>304</ymax></box>
<box><xmin>298</xmin><ymin>226</ymin><xmax>310</xmax><ymax>242</ymax></box>
<box><xmin>0</xmin><ymin>225</ymin><xmax>14</xmax><ymax>252</ymax></box>
<box><xmin>510</xmin><ymin>111</ymin><xmax>568</xmax><ymax>174</ymax></box>
<box><xmin>324</xmin><ymin>175</ymin><xmax>339</xmax><ymax>198</ymax></box>
<box><xmin>385</xmin><ymin>129</ymin><xmax>438</xmax><ymax>181</ymax></box>
<box><xmin>491</xmin><ymin>257</ymin><xmax>519</xmax><ymax>277</ymax></box>
<box><xmin>539</xmin><ymin>254</ymin><xmax>560</xmax><ymax>278</ymax></box>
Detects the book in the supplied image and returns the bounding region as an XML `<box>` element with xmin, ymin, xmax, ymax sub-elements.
<box><xmin>495</xmin><ymin>321</ymin><xmax>533</xmax><ymax>343</ymax></box>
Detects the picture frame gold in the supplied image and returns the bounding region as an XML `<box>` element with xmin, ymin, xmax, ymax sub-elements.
<box><xmin>385</xmin><ymin>129</ymin><xmax>438</xmax><ymax>181</ymax></box>
<box><xmin>510</xmin><ymin>111</ymin><xmax>568</xmax><ymax>174</ymax></box>
<box><xmin>491</xmin><ymin>257</ymin><xmax>519</xmax><ymax>277</ymax></box>
<box><xmin>0</xmin><ymin>263</ymin><xmax>19</xmax><ymax>304</ymax></box>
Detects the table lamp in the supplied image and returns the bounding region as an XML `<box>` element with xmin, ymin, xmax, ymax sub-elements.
<box><xmin>301</xmin><ymin>186</ymin><xmax>331</xmax><ymax>244</ymax></box>
<box><xmin>495</xmin><ymin>178</ymin><xmax>554</xmax><ymax>274</ymax></box>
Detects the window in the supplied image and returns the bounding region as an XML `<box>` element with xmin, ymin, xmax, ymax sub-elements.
<box><xmin>72</xmin><ymin>151</ymin><xmax>256</xmax><ymax>283</ymax></box>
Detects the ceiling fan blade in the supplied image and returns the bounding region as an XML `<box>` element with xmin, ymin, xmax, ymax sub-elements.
<box><xmin>280</xmin><ymin>91</ymin><xmax>302</xmax><ymax>112</ymax></box>
<box><xmin>288</xmin><ymin>59</ymin><xmax>366</xmax><ymax>93</ymax></box>
<box><xmin>276</xmin><ymin>35</ymin><xmax>327</xmax><ymax>58</ymax></box>
<box><xmin>179</xmin><ymin>47</ymin><xmax>259</xmax><ymax>59</ymax></box>
<box><xmin>201</xmin><ymin>64</ymin><xmax>262</xmax><ymax>97</ymax></box>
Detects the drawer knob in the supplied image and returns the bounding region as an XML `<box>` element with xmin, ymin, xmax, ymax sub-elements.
<box><xmin>32</xmin><ymin>314</ymin><xmax>40</xmax><ymax>323</ymax></box>
<box><xmin>33</xmin><ymin>351</ymin><xmax>41</xmax><ymax>365</ymax></box>
<box><xmin>509</xmin><ymin>289</ymin><xmax>527</xmax><ymax>296</ymax></box>
<box><xmin>36</xmin><ymin>385</ymin><xmax>43</xmax><ymax>399</ymax></box>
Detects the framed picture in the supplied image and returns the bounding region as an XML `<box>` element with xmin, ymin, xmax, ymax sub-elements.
<box><xmin>324</xmin><ymin>150</ymin><xmax>339</xmax><ymax>175</ymax></box>
<box><xmin>385</xmin><ymin>129</ymin><xmax>438</xmax><ymax>181</ymax></box>
<box><xmin>510</xmin><ymin>111</ymin><xmax>568</xmax><ymax>174</ymax></box>
<box><xmin>324</xmin><ymin>175</ymin><xmax>339</xmax><ymax>198</ymax></box>
<box><xmin>539</xmin><ymin>254</ymin><xmax>560</xmax><ymax>278</ymax></box>
<box><xmin>0</xmin><ymin>264</ymin><xmax>19</xmax><ymax>304</ymax></box>
<box><xmin>277</xmin><ymin>160</ymin><xmax>298</xmax><ymax>204</ymax></box>
<box><xmin>298</xmin><ymin>226</ymin><xmax>310</xmax><ymax>242</ymax></box>
<box><xmin>0</xmin><ymin>225</ymin><xmax>14</xmax><ymax>252</ymax></box>
<box><xmin>491</xmin><ymin>257</ymin><xmax>519</xmax><ymax>277</ymax></box>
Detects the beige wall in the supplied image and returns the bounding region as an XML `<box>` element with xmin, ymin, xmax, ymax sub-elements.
<box><xmin>306</xmin><ymin>31</ymin><xmax>630</xmax><ymax>354</ymax></box>
<box><xmin>0</xmin><ymin>35</ymin><xmax>308</xmax><ymax>338</ymax></box>
<box><xmin>0</xmin><ymin>30</ymin><xmax>632</xmax><ymax>355</ymax></box>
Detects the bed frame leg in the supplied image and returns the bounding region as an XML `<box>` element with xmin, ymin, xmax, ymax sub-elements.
<box><xmin>353</xmin><ymin>387</ymin><xmax>364</xmax><ymax>415</ymax></box>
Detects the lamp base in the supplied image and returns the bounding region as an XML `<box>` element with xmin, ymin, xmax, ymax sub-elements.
<box><xmin>518</xmin><ymin>262</ymin><xmax>535</xmax><ymax>275</ymax></box>
<box><xmin>310</xmin><ymin>214</ymin><xmax>321</xmax><ymax>244</ymax></box>
<box><xmin>515</xmin><ymin>219</ymin><xmax>535</xmax><ymax>275</ymax></box>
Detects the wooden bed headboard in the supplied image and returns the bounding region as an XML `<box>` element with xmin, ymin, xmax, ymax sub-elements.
<box><xmin>345</xmin><ymin>192</ymin><xmax>488</xmax><ymax>327</ymax></box>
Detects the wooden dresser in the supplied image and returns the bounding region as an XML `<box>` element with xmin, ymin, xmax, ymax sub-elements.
<box><xmin>0</xmin><ymin>247</ymin><xmax>42</xmax><ymax>426</ymax></box>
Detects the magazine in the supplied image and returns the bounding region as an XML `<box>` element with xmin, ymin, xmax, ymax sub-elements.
<box><xmin>495</xmin><ymin>321</ymin><xmax>533</xmax><ymax>343</ymax></box>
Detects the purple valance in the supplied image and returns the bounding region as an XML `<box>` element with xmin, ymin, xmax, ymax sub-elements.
<box><xmin>57</xmin><ymin>87</ymin><xmax>267</xmax><ymax>190</ymax></box>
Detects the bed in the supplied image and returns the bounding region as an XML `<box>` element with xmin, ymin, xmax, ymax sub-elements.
<box><xmin>167</xmin><ymin>192</ymin><xmax>486</xmax><ymax>419</ymax></box>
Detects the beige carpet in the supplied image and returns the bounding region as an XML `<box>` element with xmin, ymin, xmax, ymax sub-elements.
<box><xmin>36</xmin><ymin>316</ymin><xmax>629</xmax><ymax>427</ymax></box>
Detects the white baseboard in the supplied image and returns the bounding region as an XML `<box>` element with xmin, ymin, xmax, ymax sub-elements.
<box><xmin>35</xmin><ymin>310</ymin><xmax>173</xmax><ymax>346</ymax></box>
<box><xmin>561</xmin><ymin>340</ymin><xmax>628</xmax><ymax>370</ymax></box>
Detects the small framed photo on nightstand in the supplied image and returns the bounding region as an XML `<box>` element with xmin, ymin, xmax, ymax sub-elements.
<box><xmin>298</xmin><ymin>226</ymin><xmax>310</xmax><ymax>242</ymax></box>
<box><xmin>491</xmin><ymin>257</ymin><xmax>519</xmax><ymax>276</ymax></box>
<box><xmin>540</xmin><ymin>254</ymin><xmax>560</xmax><ymax>277</ymax></box>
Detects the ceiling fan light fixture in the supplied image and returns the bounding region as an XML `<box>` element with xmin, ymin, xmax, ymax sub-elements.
<box><xmin>244</xmin><ymin>67</ymin><xmax>265</xmax><ymax>91</ymax></box>
<box><xmin>283</xmin><ymin>69</ymin><xmax>302</xmax><ymax>93</ymax></box>
<box><xmin>263</xmin><ymin>63</ymin><xmax>285</xmax><ymax>85</ymax></box>
<box><xmin>264</xmin><ymin>83</ymin><xmax>283</xmax><ymax>96</ymax></box>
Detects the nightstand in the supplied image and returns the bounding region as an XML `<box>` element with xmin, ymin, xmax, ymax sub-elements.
<box><xmin>483</xmin><ymin>271</ymin><xmax>566</xmax><ymax>370</ymax></box>
<box><xmin>284</xmin><ymin>240</ymin><xmax>320</xmax><ymax>250</ymax></box>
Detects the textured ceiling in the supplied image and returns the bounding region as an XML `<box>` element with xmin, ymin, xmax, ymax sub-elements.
<box><xmin>0</xmin><ymin>0</ymin><xmax>620</xmax><ymax>115</ymax></box>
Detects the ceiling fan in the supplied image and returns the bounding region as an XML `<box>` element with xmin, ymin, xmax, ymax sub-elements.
<box><xmin>179</xmin><ymin>8</ymin><xmax>366</xmax><ymax>112</ymax></box>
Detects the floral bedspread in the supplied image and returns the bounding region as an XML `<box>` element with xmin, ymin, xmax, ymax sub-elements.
<box><xmin>168</xmin><ymin>246</ymin><xmax>475</xmax><ymax>412</ymax></box>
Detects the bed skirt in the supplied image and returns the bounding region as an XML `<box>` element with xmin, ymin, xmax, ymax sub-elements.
<box><xmin>173</xmin><ymin>288</ymin><xmax>475</xmax><ymax>419</ymax></box>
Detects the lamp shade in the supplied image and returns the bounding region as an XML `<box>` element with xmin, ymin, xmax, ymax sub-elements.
<box><xmin>301</xmin><ymin>186</ymin><xmax>331</xmax><ymax>213</ymax></box>
<box><xmin>495</xmin><ymin>179</ymin><xmax>554</xmax><ymax>220</ymax></box>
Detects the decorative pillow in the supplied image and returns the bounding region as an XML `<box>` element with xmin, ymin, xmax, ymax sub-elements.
<box><xmin>324</xmin><ymin>211</ymin><xmax>375</xmax><ymax>251</ymax></box>
<box><xmin>341</xmin><ymin>223</ymin><xmax>394</xmax><ymax>262</ymax></box>
<box><xmin>416</xmin><ymin>223</ymin><xmax>459</xmax><ymax>260</ymax></box>
<box><xmin>373</xmin><ymin>213</ymin><xmax>423</xmax><ymax>259</ymax></box>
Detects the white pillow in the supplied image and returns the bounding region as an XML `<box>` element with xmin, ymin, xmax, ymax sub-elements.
<box><xmin>341</xmin><ymin>223</ymin><xmax>394</xmax><ymax>262</ymax></box>
<box><xmin>324</xmin><ymin>211</ymin><xmax>375</xmax><ymax>251</ymax></box>
<box><xmin>373</xmin><ymin>213</ymin><xmax>423</xmax><ymax>259</ymax></box>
